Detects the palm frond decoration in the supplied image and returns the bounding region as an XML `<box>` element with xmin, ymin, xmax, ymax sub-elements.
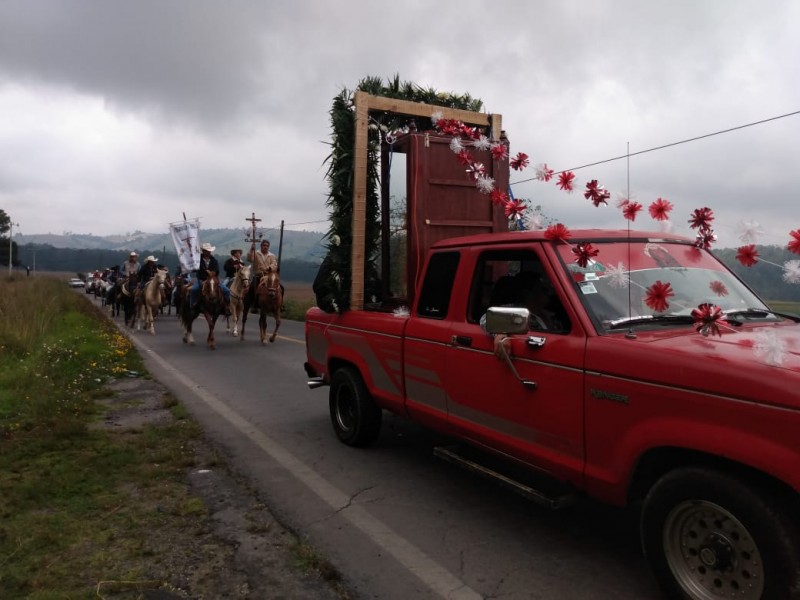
<box><xmin>317</xmin><ymin>75</ymin><xmax>484</xmax><ymax>312</ymax></box>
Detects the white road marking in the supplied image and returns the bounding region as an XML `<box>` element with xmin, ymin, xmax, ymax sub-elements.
<box><xmin>129</xmin><ymin>336</ymin><xmax>482</xmax><ymax>600</ymax></box>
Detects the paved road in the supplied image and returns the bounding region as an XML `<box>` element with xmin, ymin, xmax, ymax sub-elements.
<box><xmin>102</xmin><ymin>302</ymin><xmax>662</xmax><ymax>600</ymax></box>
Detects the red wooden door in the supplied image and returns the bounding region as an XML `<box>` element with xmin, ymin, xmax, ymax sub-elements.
<box><xmin>404</xmin><ymin>133</ymin><xmax>509</xmax><ymax>302</ymax></box>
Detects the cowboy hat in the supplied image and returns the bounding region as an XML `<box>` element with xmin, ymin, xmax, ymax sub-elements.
<box><xmin>144</xmin><ymin>255</ymin><xmax>158</xmax><ymax>263</ymax></box>
<box><xmin>230</xmin><ymin>248</ymin><xmax>243</xmax><ymax>255</ymax></box>
<box><xmin>201</xmin><ymin>242</ymin><xmax>216</xmax><ymax>252</ymax></box>
<box><xmin>129</xmin><ymin>251</ymin><xmax>138</xmax><ymax>257</ymax></box>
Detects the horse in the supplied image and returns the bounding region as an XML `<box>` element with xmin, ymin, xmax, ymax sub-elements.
<box><xmin>226</xmin><ymin>264</ymin><xmax>251</xmax><ymax>338</ymax></box>
<box><xmin>173</xmin><ymin>273</ymin><xmax>190</xmax><ymax>317</ymax></box>
<box><xmin>116</xmin><ymin>273</ymin><xmax>138</xmax><ymax>328</ymax></box>
<box><xmin>240</xmin><ymin>267</ymin><xmax>281</xmax><ymax>344</ymax></box>
<box><xmin>105</xmin><ymin>279</ymin><xmax>121</xmax><ymax>317</ymax></box>
<box><xmin>97</xmin><ymin>279</ymin><xmax>114</xmax><ymax>307</ymax></box>
<box><xmin>135</xmin><ymin>268</ymin><xmax>168</xmax><ymax>334</ymax></box>
<box><xmin>161</xmin><ymin>273</ymin><xmax>174</xmax><ymax>315</ymax></box>
<box><xmin>181</xmin><ymin>271</ymin><xmax>225</xmax><ymax>349</ymax></box>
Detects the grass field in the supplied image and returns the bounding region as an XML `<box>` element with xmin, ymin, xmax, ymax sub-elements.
<box><xmin>767</xmin><ymin>300</ymin><xmax>800</xmax><ymax>314</ymax></box>
<box><xmin>282</xmin><ymin>280</ymin><xmax>314</xmax><ymax>302</ymax></box>
<box><xmin>282</xmin><ymin>281</ymin><xmax>316</xmax><ymax>320</ymax></box>
<box><xmin>43</xmin><ymin>272</ymin><xmax>318</xmax><ymax>320</ymax></box>
<box><xmin>0</xmin><ymin>274</ymin><xmax>343</xmax><ymax>598</ymax></box>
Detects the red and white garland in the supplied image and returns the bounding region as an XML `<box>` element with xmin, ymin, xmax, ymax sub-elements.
<box><xmin>428</xmin><ymin>111</ymin><xmax>799</xmax><ymax>364</ymax></box>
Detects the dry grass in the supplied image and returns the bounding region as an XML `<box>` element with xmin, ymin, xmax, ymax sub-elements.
<box><xmin>283</xmin><ymin>280</ymin><xmax>314</xmax><ymax>302</ymax></box>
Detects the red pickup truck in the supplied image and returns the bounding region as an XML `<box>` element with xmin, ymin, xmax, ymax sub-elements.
<box><xmin>305</xmin><ymin>228</ymin><xmax>800</xmax><ymax>599</ymax></box>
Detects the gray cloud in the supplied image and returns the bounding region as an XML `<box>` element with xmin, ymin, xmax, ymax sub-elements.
<box><xmin>0</xmin><ymin>0</ymin><xmax>798</xmax><ymax>249</ymax></box>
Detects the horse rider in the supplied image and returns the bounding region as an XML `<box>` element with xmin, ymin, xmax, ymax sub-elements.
<box><xmin>222</xmin><ymin>248</ymin><xmax>246</xmax><ymax>288</ymax></box>
<box><xmin>247</xmin><ymin>239</ymin><xmax>285</xmax><ymax>311</ymax></box>
<box><xmin>135</xmin><ymin>255</ymin><xmax>163</xmax><ymax>303</ymax></box>
<box><xmin>189</xmin><ymin>242</ymin><xmax>231</xmax><ymax>314</ymax></box>
<box><xmin>138</xmin><ymin>255</ymin><xmax>160</xmax><ymax>287</ymax></box>
<box><xmin>171</xmin><ymin>263</ymin><xmax>188</xmax><ymax>308</ymax></box>
<box><xmin>121</xmin><ymin>251</ymin><xmax>139</xmax><ymax>278</ymax></box>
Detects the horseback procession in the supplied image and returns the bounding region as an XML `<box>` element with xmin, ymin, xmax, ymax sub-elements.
<box><xmin>97</xmin><ymin>212</ymin><xmax>283</xmax><ymax>349</ymax></box>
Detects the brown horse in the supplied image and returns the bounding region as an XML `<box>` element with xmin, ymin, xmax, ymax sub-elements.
<box><xmin>181</xmin><ymin>271</ymin><xmax>225</xmax><ymax>349</ymax></box>
<box><xmin>226</xmin><ymin>264</ymin><xmax>250</xmax><ymax>338</ymax></box>
<box><xmin>253</xmin><ymin>267</ymin><xmax>281</xmax><ymax>344</ymax></box>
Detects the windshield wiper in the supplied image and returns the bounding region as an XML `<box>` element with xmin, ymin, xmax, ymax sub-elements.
<box><xmin>724</xmin><ymin>308</ymin><xmax>800</xmax><ymax>323</ymax></box>
<box><xmin>606</xmin><ymin>314</ymin><xmax>695</xmax><ymax>330</ymax></box>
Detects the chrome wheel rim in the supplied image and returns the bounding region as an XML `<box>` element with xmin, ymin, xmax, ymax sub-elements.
<box><xmin>664</xmin><ymin>500</ymin><xmax>764</xmax><ymax>599</ymax></box>
<box><xmin>334</xmin><ymin>387</ymin><xmax>355</xmax><ymax>434</ymax></box>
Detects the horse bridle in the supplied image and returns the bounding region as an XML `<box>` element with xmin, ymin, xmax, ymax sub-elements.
<box><xmin>258</xmin><ymin>273</ymin><xmax>279</xmax><ymax>296</ymax></box>
<box><xmin>229</xmin><ymin>269</ymin><xmax>250</xmax><ymax>301</ymax></box>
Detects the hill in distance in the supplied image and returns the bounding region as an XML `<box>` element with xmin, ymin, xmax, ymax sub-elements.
<box><xmin>17</xmin><ymin>227</ymin><xmax>328</xmax><ymax>262</ymax></box>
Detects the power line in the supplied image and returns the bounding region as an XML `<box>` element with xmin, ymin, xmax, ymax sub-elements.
<box><xmin>284</xmin><ymin>219</ymin><xmax>328</xmax><ymax>227</ymax></box>
<box><xmin>511</xmin><ymin>109</ymin><xmax>800</xmax><ymax>185</ymax></box>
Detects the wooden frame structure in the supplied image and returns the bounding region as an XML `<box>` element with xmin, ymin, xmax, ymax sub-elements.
<box><xmin>350</xmin><ymin>91</ymin><xmax>503</xmax><ymax>310</ymax></box>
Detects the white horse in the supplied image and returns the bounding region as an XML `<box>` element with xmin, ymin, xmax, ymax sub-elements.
<box><xmin>226</xmin><ymin>264</ymin><xmax>251</xmax><ymax>337</ymax></box>
<box><xmin>136</xmin><ymin>268</ymin><xmax>168</xmax><ymax>334</ymax></box>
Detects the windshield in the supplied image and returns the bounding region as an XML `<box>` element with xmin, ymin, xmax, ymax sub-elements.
<box><xmin>555</xmin><ymin>239</ymin><xmax>770</xmax><ymax>332</ymax></box>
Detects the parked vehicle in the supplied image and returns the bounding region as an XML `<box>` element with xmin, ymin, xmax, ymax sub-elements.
<box><xmin>305</xmin><ymin>228</ymin><xmax>800</xmax><ymax>599</ymax></box>
<box><xmin>68</xmin><ymin>278</ymin><xmax>84</xmax><ymax>288</ymax></box>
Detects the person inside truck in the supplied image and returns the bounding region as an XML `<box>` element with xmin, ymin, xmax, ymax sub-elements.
<box><xmin>481</xmin><ymin>271</ymin><xmax>566</xmax><ymax>333</ymax></box>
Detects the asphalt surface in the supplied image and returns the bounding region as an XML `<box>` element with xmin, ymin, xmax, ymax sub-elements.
<box><xmin>98</xmin><ymin>297</ymin><xmax>663</xmax><ymax>600</ymax></box>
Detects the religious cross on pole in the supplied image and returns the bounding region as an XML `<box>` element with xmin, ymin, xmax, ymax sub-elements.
<box><xmin>245</xmin><ymin>212</ymin><xmax>262</xmax><ymax>247</ymax></box>
<box><xmin>178</xmin><ymin>212</ymin><xmax>195</xmax><ymax>259</ymax></box>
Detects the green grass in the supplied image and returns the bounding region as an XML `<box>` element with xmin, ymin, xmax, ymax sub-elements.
<box><xmin>767</xmin><ymin>300</ymin><xmax>800</xmax><ymax>315</ymax></box>
<box><xmin>0</xmin><ymin>275</ymin><xmax>206</xmax><ymax>598</ymax></box>
<box><xmin>0</xmin><ymin>279</ymin><xmax>141</xmax><ymax>435</ymax></box>
<box><xmin>282</xmin><ymin>296</ymin><xmax>315</xmax><ymax>321</ymax></box>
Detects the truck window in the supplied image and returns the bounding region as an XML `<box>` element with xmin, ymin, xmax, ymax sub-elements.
<box><xmin>469</xmin><ymin>249</ymin><xmax>571</xmax><ymax>333</ymax></box>
<box><xmin>416</xmin><ymin>252</ymin><xmax>460</xmax><ymax>319</ymax></box>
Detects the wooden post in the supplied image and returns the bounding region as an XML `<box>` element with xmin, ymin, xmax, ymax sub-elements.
<box><xmin>349</xmin><ymin>91</ymin><xmax>502</xmax><ymax>310</ymax></box>
<box><xmin>350</xmin><ymin>92</ymin><xmax>370</xmax><ymax>310</ymax></box>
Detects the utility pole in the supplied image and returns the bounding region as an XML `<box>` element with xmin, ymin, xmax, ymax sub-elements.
<box><xmin>277</xmin><ymin>219</ymin><xmax>284</xmax><ymax>270</ymax></box>
<box><xmin>8</xmin><ymin>221</ymin><xmax>19</xmax><ymax>276</ymax></box>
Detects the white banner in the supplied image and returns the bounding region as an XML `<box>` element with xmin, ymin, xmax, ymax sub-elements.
<box><xmin>169</xmin><ymin>219</ymin><xmax>201</xmax><ymax>272</ymax></box>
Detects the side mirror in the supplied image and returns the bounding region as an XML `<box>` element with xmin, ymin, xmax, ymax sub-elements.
<box><xmin>485</xmin><ymin>307</ymin><xmax>530</xmax><ymax>335</ymax></box>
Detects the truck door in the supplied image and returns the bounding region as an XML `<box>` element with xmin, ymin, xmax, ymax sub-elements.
<box><xmin>444</xmin><ymin>246</ymin><xmax>586</xmax><ymax>483</ymax></box>
<box><xmin>403</xmin><ymin>251</ymin><xmax>461</xmax><ymax>432</ymax></box>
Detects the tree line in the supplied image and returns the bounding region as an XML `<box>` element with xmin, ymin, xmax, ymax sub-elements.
<box><xmin>4</xmin><ymin>209</ymin><xmax>799</xmax><ymax>301</ymax></box>
<box><xmin>8</xmin><ymin>242</ymin><xmax>323</xmax><ymax>284</ymax></box>
<box><xmin>714</xmin><ymin>245</ymin><xmax>800</xmax><ymax>302</ymax></box>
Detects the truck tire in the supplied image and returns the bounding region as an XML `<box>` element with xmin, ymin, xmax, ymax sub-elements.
<box><xmin>329</xmin><ymin>367</ymin><xmax>382</xmax><ymax>447</ymax></box>
<box><xmin>640</xmin><ymin>466</ymin><xmax>800</xmax><ymax>600</ymax></box>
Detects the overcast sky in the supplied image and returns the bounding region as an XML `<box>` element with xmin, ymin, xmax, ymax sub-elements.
<box><xmin>1</xmin><ymin>0</ymin><xmax>798</xmax><ymax>248</ymax></box>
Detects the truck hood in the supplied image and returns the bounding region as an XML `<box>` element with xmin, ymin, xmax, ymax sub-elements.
<box><xmin>588</xmin><ymin>322</ymin><xmax>800</xmax><ymax>410</ymax></box>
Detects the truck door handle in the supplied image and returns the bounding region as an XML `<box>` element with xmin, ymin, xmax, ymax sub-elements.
<box><xmin>452</xmin><ymin>335</ymin><xmax>472</xmax><ymax>347</ymax></box>
<box><xmin>526</xmin><ymin>336</ymin><xmax>546</xmax><ymax>348</ymax></box>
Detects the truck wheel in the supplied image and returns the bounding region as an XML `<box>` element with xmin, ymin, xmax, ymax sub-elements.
<box><xmin>641</xmin><ymin>467</ymin><xmax>800</xmax><ymax>600</ymax></box>
<box><xmin>329</xmin><ymin>367</ymin><xmax>382</xmax><ymax>447</ymax></box>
